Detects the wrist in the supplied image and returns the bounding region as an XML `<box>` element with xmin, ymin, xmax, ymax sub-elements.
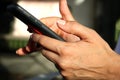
<box><xmin>107</xmin><ymin>51</ymin><xmax>120</xmax><ymax>80</ymax></box>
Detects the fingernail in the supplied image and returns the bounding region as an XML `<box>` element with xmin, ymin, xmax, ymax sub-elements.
<box><xmin>16</xmin><ymin>48</ymin><xmax>25</xmax><ymax>56</ymax></box>
<box><xmin>57</xmin><ymin>20</ymin><xmax>66</xmax><ymax>26</ymax></box>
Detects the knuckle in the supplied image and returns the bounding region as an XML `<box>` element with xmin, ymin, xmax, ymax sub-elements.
<box><xmin>56</xmin><ymin>43</ymin><xmax>77</xmax><ymax>57</ymax></box>
<box><xmin>91</xmin><ymin>29</ymin><xmax>97</xmax><ymax>34</ymax></box>
<box><xmin>57</xmin><ymin>59</ymin><xmax>68</xmax><ymax>69</ymax></box>
<box><xmin>56</xmin><ymin>43</ymin><xmax>71</xmax><ymax>55</ymax></box>
<box><xmin>88</xmin><ymin>28</ymin><xmax>97</xmax><ymax>34</ymax></box>
<box><xmin>37</xmin><ymin>36</ymin><xmax>46</xmax><ymax>46</ymax></box>
<box><xmin>60</xmin><ymin>71</ymin><xmax>69</xmax><ymax>78</ymax></box>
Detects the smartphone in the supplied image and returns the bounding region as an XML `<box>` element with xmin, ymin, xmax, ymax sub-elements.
<box><xmin>7</xmin><ymin>3</ymin><xmax>65</xmax><ymax>41</ymax></box>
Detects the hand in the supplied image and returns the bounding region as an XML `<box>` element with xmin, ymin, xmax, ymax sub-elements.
<box><xmin>16</xmin><ymin>0</ymin><xmax>79</xmax><ymax>55</ymax></box>
<box><xmin>31</xmin><ymin>20</ymin><xmax>120</xmax><ymax>80</ymax></box>
<box><xmin>16</xmin><ymin>0</ymin><xmax>120</xmax><ymax>79</ymax></box>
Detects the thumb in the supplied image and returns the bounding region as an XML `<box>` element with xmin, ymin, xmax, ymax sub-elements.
<box><xmin>59</xmin><ymin>0</ymin><xmax>74</xmax><ymax>21</ymax></box>
<box><xmin>57</xmin><ymin>20</ymin><xmax>93</xmax><ymax>41</ymax></box>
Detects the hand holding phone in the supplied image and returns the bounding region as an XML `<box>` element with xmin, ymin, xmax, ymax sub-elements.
<box><xmin>7</xmin><ymin>3</ymin><xmax>65</xmax><ymax>41</ymax></box>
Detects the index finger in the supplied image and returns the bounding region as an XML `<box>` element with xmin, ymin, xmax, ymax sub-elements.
<box><xmin>32</xmin><ymin>34</ymin><xmax>66</xmax><ymax>55</ymax></box>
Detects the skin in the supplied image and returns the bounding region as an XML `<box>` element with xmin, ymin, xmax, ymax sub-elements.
<box><xmin>16</xmin><ymin>0</ymin><xmax>120</xmax><ymax>80</ymax></box>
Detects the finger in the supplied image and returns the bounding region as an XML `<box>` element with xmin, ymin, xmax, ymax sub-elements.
<box><xmin>40</xmin><ymin>17</ymin><xmax>60</xmax><ymax>27</ymax></box>
<box><xmin>16</xmin><ymin>36</ymin><xmax>38</xmax><ymax>55</ymax></box>
<box><xmin>62</xmin><ymin>33</ymin><xmax>80</xmax><ymax>42</ymax></box>
<box><xmin>40</xmin><ymin>17</ymin><xmax>61</xmax><ymax>34</ymax></box>
<box><xmin>32</xmin><ymin>33</ymin><xmax>65</xmax><ymax>55</ymax></box>
<box><xmin>16</xmin><ymin>45</ymin><xmax>33</xmax><ymax>55</ymax></box>
<box><xmin>59</xmin><ymin>0</ymin><xmax>74</xmax><ymax>21</ymax></box>
<box><xmin>16</xmin><ymin>47</ymin><xmax>28</xmax><ymax>56</ymax></box>
<box><xmin>57</xmin><ymin>20</ymin><xmax>94</xmax><ymax>40</ymax></box>
<box><xmin>41</xmin><ymin>49</ymin><xmax>59</xmax><ymax>63</ymax></box>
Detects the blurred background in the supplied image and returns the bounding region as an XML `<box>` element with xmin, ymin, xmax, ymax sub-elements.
<box><xmin>0</xmin><ymin>0</ymin><xmax>120</xmax><ymax>80</ymax></box>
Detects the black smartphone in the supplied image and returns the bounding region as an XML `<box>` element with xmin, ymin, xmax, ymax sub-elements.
<box><xmin>7</xmin><ymin>3</ymin><xmax>65</xmax><ymax>41</ymax></box>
